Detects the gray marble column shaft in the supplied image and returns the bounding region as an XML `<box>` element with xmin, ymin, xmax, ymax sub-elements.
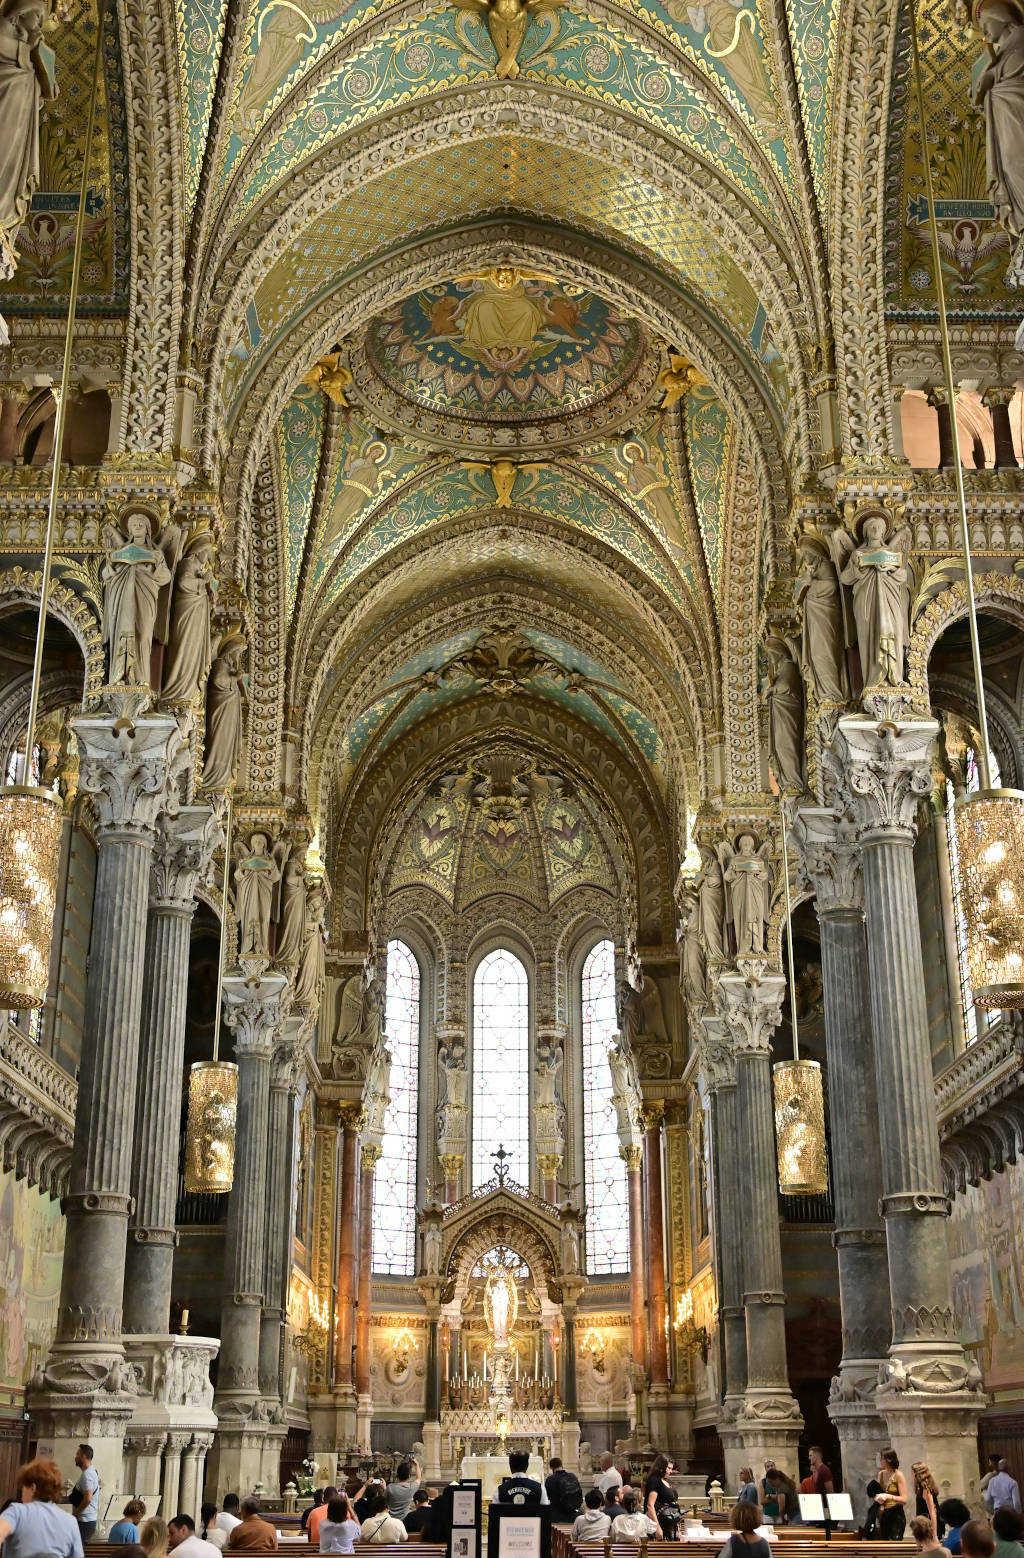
<box><xmin>125</xmin><ymin>807</ymin><xmax>219</xmax><ymax>1333</ymax></box>
<box><xmin>712</xmin><ymin>1083</ymin><xmax>748</xmax><ymax>1405</ymax></box>
<box><xmin>259</xmin><ymin>1036</ymin><xmax>300</xmax><ymax>1400</ymax></box>
<box><xmin>52</xmin><ymin>712</ymin><xmax>185</xmax><ymax>1366</ymax></box>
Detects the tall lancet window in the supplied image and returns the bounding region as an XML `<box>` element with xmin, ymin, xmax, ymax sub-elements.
<box><xmin>373</xmin><ymin>938</ymin><xmax>420</xmax><ymax>1275</ymax></box>
<box><xmin>472</xmin><ymin>948</ymin><xmax>529</xmax><ymax>1187</ymax></box>
<box><xmin>582</xmin><ymin>938</ymin><xmax>628</xmax><ymax>1274</ymax></box>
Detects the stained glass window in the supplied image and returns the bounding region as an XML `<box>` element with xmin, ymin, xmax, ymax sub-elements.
<box><xmin>582</xmin><ymin>938</ymin><xmax>628</xmax><ymax>1274</ymax></box>
<box><xmin>472</xmin><ymin>948</ymin><xmax>529</xmax><ymax>1187</ymax></box>
<box><xmin>373</xmin><ymin>939</ymin><xmax>420</xmax><ymax>1275</ymax></box>
<box><xmin>946</xmin><ymin>745</ymin><xmax>1003</xmax><ymax>1045</ymax></box>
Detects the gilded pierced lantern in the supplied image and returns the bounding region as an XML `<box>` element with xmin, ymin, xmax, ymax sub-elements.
<box><xmin>954</xmin><ymin>788</ymin><xmax>1024</xmax><ymax>1009</ymax></box>
<box><xmin>0</xmin><ymin>786</ymin><xmax>62</xmax><ymax>1010</ymax></box>
<box><xmin>773</xmin><ymin>1058</ymin><xmax>828</xmax><ymax>1196</ymax></box>
<box><xmin>184</xmin><ymin>1060</ymin><xmax>238</xmax><ymax>1192</ymax></box>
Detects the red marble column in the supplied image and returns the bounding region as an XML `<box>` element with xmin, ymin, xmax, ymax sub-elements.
<box><xmin>354</xmin><ymin>1142</ymin><xmax>379</xmax><ymax>1396</ymax></box>
<box><xmin>333</xmin><ymin>1105</ymin><xmax>359</xmax><ymax>1387</ymax></box>
<box><xmin>644</xmin><ymin>1107</ymin><xmax>670</xmax><ymax>1387</ymax></box>
<box><xmin>623</xmin><ymin>1145</ymin><xmax>646</xmax><ymax>1370</ymax></box>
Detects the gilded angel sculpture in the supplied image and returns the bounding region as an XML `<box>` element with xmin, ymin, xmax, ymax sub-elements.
<box><xmin>448</xmin><ymin>0</ymin><xmax>563</xmax><ymax>78</ymax></box>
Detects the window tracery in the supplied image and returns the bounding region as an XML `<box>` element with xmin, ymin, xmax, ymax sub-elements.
<box><xmin>472</xmin><ymin>948</ymin><xmax>529</xmax><ymax>1188</ymax></box>
<box><xmin>581</xmin><ymin>938</ymin><xmax>628</xmax><ymax>1274</ymax></box>
<box><xmin>374</xmin><ymin>938</ymin><xmax>420</xmax><ymax>1274</ymax></box>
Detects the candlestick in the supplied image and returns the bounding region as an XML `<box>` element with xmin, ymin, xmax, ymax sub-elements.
<box><xmin>463</xmin><ymin>1349</ymin><xmax>468</xmax><ymax>1380</ymax></box>
<box><xmin>483</xmin><ymin>1351</ymin><xmax>487</xmax><ymax>1381</ymax></box>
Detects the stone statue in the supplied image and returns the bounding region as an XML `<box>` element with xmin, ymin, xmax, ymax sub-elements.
<box><xmin>161</xmin><ymin>534</ymin><xmax>216</xmax><ymax>703</ymax></box>
<box><xmin>295</xmin><ymin>882</ymin><xmax>328</xmax><ymax>1009</ymax></box>
<box><xmin>832</xmin><ymin>517</ymin><xmax>912</xmax><ymax>689</ymax></box>
<box><xmin>560</xmin><ymin>1217</ymin><xmax>579</xmax><ymax>1275</ymax></box>
<box><xmin>718</xmin><ymin>832</ymin><xmax>772</xmax><ymax>957</ymax></box>
<box><xmin>447</xmin><ymin>0</ymin><xmax>562</xmax><ymax>78</ymax></box>
<box><xmin>233</xmin><ymin>832</ymin><xmax>285</xmax><ymax>960</ymax></box>
<box><xmin>678</xmin><ymin>883</ymin><xmax>708</xmax><ymax>1008</ymax></box>
<box><xmin>423</xmin><ymin>1218</ymin><xmax>442</xmax><ymax>1275</ymax></box>
<box><xmin>695</xmin><ymin>844</ymin><xmax>727</xmax><ymax>962</ymax></box>
<box><xmin>608</xmin><ymin>1039</ymin><xmax>643</xmax><ymax>1142</ymax></box>
<box><xmin>100</xmin><ymin>508</ymin><xmax>181</xmax><ymax>687</ymax></box>
<box><xmin>795</xmin><ymin>535</ymin><xmax>847</xmax><ymax>702</ymax></box>
<box><xmin>615</xmin><ymin>975</ymin><xmax>645</xmax><ymax>1046</ymax></box>
<box><xmin>274</xmin><ymin>849</ymin><xmax>307</xmax><ymax>968</ymax></box>
<box><xmin>973</xmin><ymin>0</ymin><xmax>1024</xmax><ymax>239</ymax></box>
<box><xmin>438</xmin><ymin>1037</ymin><xmax>469</xmax><ymax>1114</ymax></box>
<box><xmin>202</xmin><ymin>634</ymin><xmax>246</xmax><ymax>790</ymax></box>
<box><xmin>766</xmin><ymin>638</ymin><xmax>804</xmax><ymax>791</ymax></box>
<box><xmin>0</xmin><ymin>0</ymin><xmax>57</xmax><ymax>278</ymax></box>
<box><xmin>535</xmin><ymin>1038</ymin><xmax>563</xmax><ymax>1112</ymax></box>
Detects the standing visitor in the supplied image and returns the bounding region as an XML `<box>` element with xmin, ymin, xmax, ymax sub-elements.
<box><xmin>545</xmin><ymin>1458</ymin><xmax>583</xmax><ymax>1523</ymax></box>
<box><xmin>71</xmin><ymin>1446</ymin><xmax>99</xmax><ymax>1544</ymax></box>
<box><xmin>644</xmin><ymin>1454</ymin><xmax>680</xmax><ymax>1536</ymax></box>
<box><xmin>987</xmin><ymin>1465</ymin><xmax>1022</xmax><ymax>1515</ymax></box>
<box><xmin>737</xmin><ymin>1469</ymin><xmax>758</xmax><ymax>1505</ymax></box>
<box><xmin>914</xmin><ymin>1465</ymin><xmax>942</xmax><ymax>1531</ymax></box>
<box><xmin>0</xmin><ymin>1458</ymin><xmax>82</xmax><ymax>1558</ymax></box>
<box><xmin>387</xmin><ymin>1462</ymin><xmax>421</xmax><ymax>1522</ymax></box>
<box><xmin>876</xmin><ymin>1449</ymin><xmax>909</xmax><ymax>1541</ymax></box>
<box><xmin>809</xmin><ymin>1449</ymin><xmax>834</xmax><ymax>1499</ymax></box>
<box><xmin>596</xmin><ymin>1456</ymin><xmax>623</xmax><ymax>1498</ymax></box>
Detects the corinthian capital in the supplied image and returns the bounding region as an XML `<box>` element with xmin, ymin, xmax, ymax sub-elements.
<box><xmin>717</xmin><ymin>968</ymin><xmax>785</xmax><ymax>1056</ymax></box>
<box><xmin>833</xmin><ymin>716</ymin><xmax>938</xmax><ymax>837</ymax></box>
<box><xmin>222</xmin><ymin>971</ymin><xmax>289</xmax><ymax>1059</ymax></box>
<box><xmin>697</xmin><ymin>1012</ymin><xmax>736</xmax><ymax>1092</ymax></box>
<box><xmin>792</xmin><ymin>805</ymin><xmax>863</xmax><ymax>915</ymax></box>
<box><xmin>73</xmin><ymin>710</ymin><xmax>189</xmax><ymax>837</ymax></box>
<box><xmin>149</xmin><ymin>804</ymin><xmax>221</xmax><ymax>910</ymax></box>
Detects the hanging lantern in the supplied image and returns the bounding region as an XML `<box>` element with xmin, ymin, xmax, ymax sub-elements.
<box><xmin>183</xmin><ymin>1059</ymin><xmax>238</xmax><ymax>1192</ymax></box>
<box><xmin>954</xmin><ymin>788</ymin><xmax>1024</xmax><ymax>1009</ymax></box>
<box><xmin>773</xmin><ymin>1058</ymin><xmax>828</xmax><ymax>1196</ymax></box>
<box><xmin>0</xmin><ymin>786</ymin><xmax>62</xmax><ymax>1010</ymax></box>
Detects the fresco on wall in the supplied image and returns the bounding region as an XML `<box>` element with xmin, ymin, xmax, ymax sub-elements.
<box><xmin>949</xmin><ymin>1157</ymin><xmax>1024</xmax><ymax>1393</ymax></box>
<box><xmin>0</xmin><ymin>1171</ymin><xmax>65</xmax><ymax>1406</ymax></box>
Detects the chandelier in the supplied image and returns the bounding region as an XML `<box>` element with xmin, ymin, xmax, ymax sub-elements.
<box><xmin>673</xmin><ymin>1289</ymin><xmax>710</xmax><ymax>1362</ymax></box>
<box><xmin>184</xmin><ymin>794</ymin><xmax>237</xmax><ymax>1190</ymax></box>
<box><xmin>908</xmin><ymin>0</ymin><xmax>1024</xmax><ymax>1009</ymax></box>
<box><xmin>772</xmin><ymin>794</ymin><xmax>829</xmax><ymax>1196</ymax></box>
<box><xmin>0</xmin><ymin>6</ymin><xmax>106</xmax><ymax>1011</ymax></box>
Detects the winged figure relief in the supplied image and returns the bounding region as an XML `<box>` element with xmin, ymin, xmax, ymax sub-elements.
<box><xmin>448</xmin><ymin>0</ymin><xmax>563</xmax><ymax>78</ymax></box>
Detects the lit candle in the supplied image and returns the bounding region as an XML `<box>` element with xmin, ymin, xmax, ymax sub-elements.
<box><xmin>483</xmin><ymin>1351</ymin><xmax>487</xmax><ymax>1381</ymax></box>
<box><xmin>463</xmin><ymin>1349</ymin><xmax>468</xmax><ymax>1380</ymax></box>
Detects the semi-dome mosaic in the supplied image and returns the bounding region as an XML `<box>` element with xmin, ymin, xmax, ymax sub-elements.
<box><xmin>351</xmin><ymin>269</ymin><xmax>661</xmax><ymax>452</ymax></box>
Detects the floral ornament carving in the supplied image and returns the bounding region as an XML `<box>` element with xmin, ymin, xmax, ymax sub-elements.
<box><xmin>149</xmin><ymin>805</ymin><xmax>222</xmax><ymax>909</ymax></box>
<box><xmin>791</xmin><ymin>805</ymin><xmax>863</xmax><ymax>915</ymax></box>
<box><xmin>716</xmin><ymin>968</ymin><xmax>785</xmax><ymax>1057</ymax></box>
<box><xmin>74</xmin><ymin>711</ymin><xmax>190</xmax><ymax>836</ymax></box>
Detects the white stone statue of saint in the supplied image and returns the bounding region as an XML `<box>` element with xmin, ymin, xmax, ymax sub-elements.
<box><xmin>832</xmin><ymin>516</ymin><xmax>912</xmax><ymax>689</ymax></box>
<box><xmin>202</xmin><ymin>633</ymin><xmax>246</xmax><ymax>790</ymax></box>
<box><xmin>795</xmin><ymin>535</ymin><xmax>847</xmax><ymax>702</ymax></box>
<box><xmin>973</xmin><ymin>0</ymin><xmax>1024</xmax><ymax>243</ymax></box>
<box><xmin>161</xmin><ymin>534</ymin><xmax>216</xmax><ymax>703</ymax></box>
<box><xmin>535</xmin><ymin>1039</ymin><xmax>563</xmax><ymax>1112</ymax></box>
<box><xmin>718</xmin><ymin>832</ymin><xmax>772</xmax><ymax>957</ymax></box>
<box><xmin>766</xmin><ymin>638</ymin><xmax>804</xmax><ymax>792</ymax></box>
<box><xmin>233</xmin><ymin>832</ymin><xmax>285</xmax><ymax>959</ymax></box>
<box><xmin>295</xmin><ymin>881</ymin><xmax>328</xmax><ymax>1009</ymax></box>
<box><xmin>274</xmin><ymin>850</ymin><xmax>307</xmax><ymax>967</ymax></box>
<box><xmin>695</xmin><ymin>844</ymin><xmax>727</xmax><ymax>962</ymax></box>
<box><xmin>0</xmin><ymin>0</ymin><xmax>57</xmax><ymax>279</ymax></box>
<box><xmin>101</xmin><ymin>508</ymin><xmax>181</xmax><ymax>687</ymax></box>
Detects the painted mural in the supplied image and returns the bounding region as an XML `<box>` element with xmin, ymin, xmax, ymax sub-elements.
<box><xmin>949</xmin><ymin>1158</ymin><xmax>1024</xmax><ymax>1394</ymax></box>
<box><xmin>0</xmin><ymin>1171</ymin><xmax>65</xmax><ymax>1408</ymax></box>
<box><xmin>366</xmin><ymin>277</ymin><xmax>642</xmax><ymax>421</ymax></box>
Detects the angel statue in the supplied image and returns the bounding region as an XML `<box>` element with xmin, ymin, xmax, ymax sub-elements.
<box><xmin>449</xmin><ymin>0</ymin><xmax>563</xmax><ymax>78</ymax></box>
<box><xmin>0</xmin><ymin>0</ymin><xmax>58</xmax><ymax>280</ymax></box>
<box><xmin>718</xmin><ymin>832</ymin><xmax>772</xmax><ymax>958</ymax></box>
<box><xmin>101</xmin><ymin>507</ymin><xmax>182</xmax><ymax>687</ymax></box>
<box><xmin>695</xmin><ymin>843</ymin><xmax>727</xmax><ymax>962</ymax></box>
<box><xmin>233</xmin><ymin>831</ymin><xmax>286</xmax><ymax>960</ymax></box>
<box><xmin>795</xmin><ymin>533</ymin><xmax>847</xmax><ymax>703</ymax></box>
<box><xmin>972</xmin><ymin>0</ymin><xmax>1024</xmax><ymax>242</ymax></box>
<box><xmin>831</xmin><ymin>515</ymin><xmax>912</xmax><ymax>690</ymax></box>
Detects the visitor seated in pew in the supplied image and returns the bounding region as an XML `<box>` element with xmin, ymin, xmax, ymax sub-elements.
<box><xmin>718</xmin><ymin>1501</ymin><xmax>771</xmax><ymax>1558</ymax></box>
<box><xmin>571</xmin><ymin>1490</ymin><xmax>611</xmax><ymax>1543</ymax></box>
<box><xmin>610</xmin><ymin>1490</ymin><xmax>659</xmax><ymax>1544</ymax></box>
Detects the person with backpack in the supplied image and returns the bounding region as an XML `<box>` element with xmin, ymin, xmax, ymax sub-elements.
<box><xmin>545</xmin><ymin>1459</ymin><xmax>583</xmax><ymax>1524</ymax></box>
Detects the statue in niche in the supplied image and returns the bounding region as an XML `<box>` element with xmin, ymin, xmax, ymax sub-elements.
<box><xmin>608</xmin><ymin>1039</ymin><xmax>643</xmax><ymax>1139</ymax></box>
<box><xmin>535</xmin><ymin>1037</ymin><xmax>564</xmax><ymax>1113</ymax></box>
<box><xmin>202</xmin><ymin>633</ymin><xmax>246</xmax><ymax>790</ymax></box>
<box><xmin>695</xmin><ymin>844</ymin><xmax>727</xmax><ymax>962</ymax></box>
<box><xmin>233</xmin><ymin>831</ymin><xmax>285</xmax><ymax>960</ymax></box>
<box><xmin>0</xmin><ymin>0</ymin><xmax>57</xmax><ymax>280</ymax></box>
<box><xmin>560</xmin><ymin>1217</ymin><xmax>579</xmax><ymax>1275</ymax></box>
<box><xmin>161</xmin><ymin>533</ymin><xmax>216</xmax><ymax>703</ymax></box>
<box><xmin>677</xmin><ymin>880</ymin><xmax>708</xmax><ymax>1007</ymax></box>
<box><xmin>423</xmin><ymin>1218</ymin><xmax>442</xmax><ymax>1276</ymax></box>
<box><xmin>274</xmin><ymin>849</ymin><xmax>307</xmax><ymax>968</ymax></box>
<box><xmin>832</xmin><ymin>516</ymin><xmax>912</xmax><ymax>689</ymax></box>
<box><xmin>437</xmin><ymin>1036</ymin><xmax>469</xmax><ymax>1117</ymax></box>
<box><xmin>766</xmin><ymin>636</ymin><xmax>804</xmax><ymax>791</ymax></box>
<box><xmin>335</xmin><ymin>973</ymin><xmax>364</xmax><ymax>1051</ymax></box>
<box><xmin>615</xmin><ymin>973</ymin><xmax>645</xmax><ymax>1046</ymax></box>
<box><xmin>795</xmin><ymin>535</ymin><xmax>847</xmax><ymax>702</ymax></box>
<box><xmin>447</xmin><ymin>0</ymin><xmax>563</xmax><ymax>79</ymax></box>
<box><xmin>973</xmin><ymin>0</ymin><xmax>1024</xmax><ymax>242</ymax></box>
<box><xmin>718</xmin><ymin>831</ymin><xmax>772</xmax><ymax>957</ymax></box>
<box><xmin>101</xmin><ymin>507</ymin><xmax>181</xmax><ymax>687</ymax></box>
<box><xmin>295</xmin><ymin>881</ymin><xmax>328</xmax><ymax>1009</ymax></box>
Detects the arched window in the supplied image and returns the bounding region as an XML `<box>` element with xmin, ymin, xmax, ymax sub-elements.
<box><xmin>946</xmin><ymin>744</ymin><xmax>1003</xmax><ymax>1045</ymax></box>
<box><xmin>472</xmin><ymin>948</ymin><xmax>529</xmax><ymax>1187</ymax></box>
<box><xmin>582</xmin><ymin>938</ymin><xmax>628</xmax><ymax>1274</ymax></box>
<box><xmin>373</xmin><ymin>939</ymin><xmax>420</xmax><ymax>1275</ymax></box>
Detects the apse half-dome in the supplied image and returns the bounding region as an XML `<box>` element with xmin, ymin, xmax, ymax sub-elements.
<box><xmin>351</xmin><ymin>270</ymin><xmax>661</xmax><ymax>453</ymax></box>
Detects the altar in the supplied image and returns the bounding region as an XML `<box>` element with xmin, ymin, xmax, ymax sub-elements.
<box><xmin>460</xmin><ymin>1453</ymin><xmax>546</xmax><ymax>1503</ymax></box>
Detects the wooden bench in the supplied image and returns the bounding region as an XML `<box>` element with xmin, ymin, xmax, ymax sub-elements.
<box><xmin>552</xmin><ymin>1536</ymin><xmax>911</xmax><ymax>1558</ymax></box>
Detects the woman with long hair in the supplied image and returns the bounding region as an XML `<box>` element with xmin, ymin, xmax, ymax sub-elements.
<box><xmin>139</xmin><ymin>1516</ymin><xmax>169</xmax><ymax>1558</ymax></box>
<box><xmin>913</xmin><ymin>1465</ymin><xmax>942</xmax><ymax>1534</ymax></box>
<box><xmin>877</xmin><ymin>1449</ymin><xmax>909</xmax><ymax>1541</ymax></box>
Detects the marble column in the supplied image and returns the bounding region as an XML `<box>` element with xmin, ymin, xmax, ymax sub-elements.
<box><xmin>207</xmin><ymin>970</ymin><xmax>288</xmax><ymax>1500</ymax></box>
<box><xmin>260</xmin><ymin>1023</ymin><xmax>303</xmax><ymax>1404</ymax></box>
<box><xmin>795</xmin><ymin>806</ymin><xmax>891</xmax><ymax>1517</ymax></box>
<box><xmin>562</xmin><ymin>1314</ymin><xmax>578</xmax><ymax>1417</ymax></box>
<box><xmin>835</xmin><ymin>716</ymin><xmax>984</xmax><ymax>1500</ymax></box>
<box><xmin>179</xmin><ymin>1435</ymin><xmax>203</xmax><ymax>1524</ymax></box>
<box><xmin>333</xmin><ymin>1104</ymin><xmax>360</xmax><ymax>1392</ymax></box>
<box><xmin>699</xmin><ymin>1010</ymin><xmax>746</xmax><ymax>1480</ymax></box>
<box><xmin>982</xmin><ymin>386</ymin><xmax>1017</xmax><ymax>468</ymax></box>
<box><xmin>643</xmin><ymin>1105</ymin><xmax>671</xmax><ymax>1444</ymax></box>
<box><xmin>719</xmin><ymin>969</ymin><xmax>803</xmax><ymax>1480</ymax></box>
<box><xmin>355</xmin><ymin>1140</ymin><xmax>380</xmax><ymax>1451</ymax></box>
<box><xmin>125</xmin><ymin>805</ymin><xmax>220</xmax><ymax>1333</ymax></box>
<box><xmin>621</xmin><ymin>1144</ymin><xmax>646</xmax><ymax>1371</ymax></box>
<box><xmin>162</xmin><ymin>1431</ymin><xmax>188</xmax><ymax>1519</ymax></box>
<box><xmin>30</xmin><ymin>704</ymin><xmax>186</xmax><ymax>1483</ymax></box>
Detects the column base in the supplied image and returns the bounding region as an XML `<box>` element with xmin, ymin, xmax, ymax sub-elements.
<box><xmin>880</xmin><ymin>1387</ymin><xmax>985</xmax><ymax>1512</ymax></box>
<box><xmin>827</xmin><ymin>1366</ymin><xmax>888</xmax><ymax>1522</ymax></box>
<box><xmin>258</xmin><ymin>1424</ymin><xmax>288</xmax><ymax>1497</ymax></box>
<box><xmin>206</xmin><ymin>1419</ymin><xmax>267</xmax><ymax>1502</ymax></box>
<box><xmin>422</xmin><ymin>1420</ymin><xmax>443</xmax><ymax>1479</ymax></box>
<box><xmin>306</xmin><ymin>1392</ymin><xmax>358</xmax><ymax>1455</ymax></box>
<box><xmin>647</xmin><ymin>1383</ymin><xmax>671</xmax><ymax>1448</ymax></box>
<box><xmin>556</xmin><ymin>1418</ymin><xmax>581</xmax><ymax>1472</ymax></box>
<box><xmin>29</xmin><ymin>1340</ymin><xmax>134</xmax><ymax>1494</ymax></box>
<box><xmin>737</xmin><ymin>1391</ymin><xmax>804</xmax><ymax>1484</ymax></box>
<box><xmin>355</xmin><ymin>1393</ymin><xmax>373</xmax><ymax>1454</ymax></box>
<box><xmin>719</xmin><ymin>1423</ymin><xmax>747</xmax><ymax>1490</ymax></box>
